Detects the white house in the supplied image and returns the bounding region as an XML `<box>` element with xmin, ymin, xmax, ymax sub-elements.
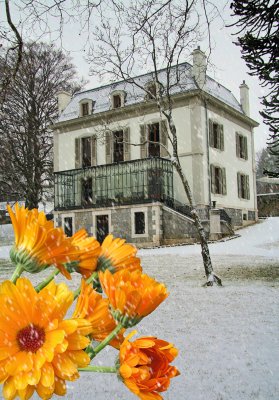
<box><xmin>52</xmin><ymin>48</ymin><xmax>258</xmax><ymax>246</ymax></box>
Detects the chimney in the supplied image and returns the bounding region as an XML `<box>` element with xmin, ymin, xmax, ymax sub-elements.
<box><xmin>57</xmin><ymin>91</ymin><xmax>72</xmax><ymax>115</ymax></box>
<box><xmin>192</xmin><ymin>46</ymin><xmax>207</xmax><ymax>88</ymax></box>
<box><xmin>239</xmin><ymin>80</ymin><xmax>250</xmax><ymax>116</ymax></box>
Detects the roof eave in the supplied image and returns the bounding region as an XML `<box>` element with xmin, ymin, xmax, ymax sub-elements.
<box><xmin>52</xmin><ymin>89</ymin><xmax>259</xmax><ymax>131</ymax></box>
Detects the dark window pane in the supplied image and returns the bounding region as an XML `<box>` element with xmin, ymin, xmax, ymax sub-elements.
<box><xmin>64</xmin><ymin>217</ymin><xmax>73</xmax><ymax>237</ymax></box>
<box><xmin>82</xmin><ymin>102</ymin><xmax>89</xmax><ymax>116</ymax></box>
<box><xmin>82</xmin><ymin>177</ymin><xmax>93</xmax><ymax>205</ymax></box>
<box><xmin>113</xmin><ymin>95</ymin><xmax>121</xmax><ymax>108</ymax></box>
<box><xmin>215</xmin><ymin>167</ymin><xmax>222</xmax><ymax>194</ymax></box>
<box><xmin>135</xmin><ymin>212</ymin><xmax>145</xmax><ymax>234</ymax></box>
<box><xmin>148</xmin><ymin>123</ymin><xmax>160</xmax><ymax>157</ymax></box>
<box><xmin>213</xmin><ymin>123</ymin><xmax>218</xmax><ymax>148</ymax></box>
<box><xmin>113</xmin><ymin>130</ymin><xmax>124</xmax><ymax>162</ymax></box>
<box><xmin>82</xmin><ymin>137</ymin><xmax>91</xmax><ymax>167</ymax></box>
<box><xmin>96</xmin><ymin>214</ymin><xmax>109</xmax><ymax>243</ymax></box>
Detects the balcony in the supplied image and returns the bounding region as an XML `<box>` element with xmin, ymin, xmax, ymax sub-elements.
<box><xmin>54</xmin><ymin>157</ymin><xmax>173</xmax><ymax>211</ymax></box>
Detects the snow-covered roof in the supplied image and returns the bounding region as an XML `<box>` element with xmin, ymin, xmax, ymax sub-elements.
<box><xmin>58</xmin><ymin>62</ymin><xmax>243</xmax><ymax>123</ymax></box>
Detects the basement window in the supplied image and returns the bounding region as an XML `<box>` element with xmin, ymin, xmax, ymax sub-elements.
<box><xmin>135</xmin><ymin>212</ymin><xmax>145</xmax><ymax>234</ymax></box>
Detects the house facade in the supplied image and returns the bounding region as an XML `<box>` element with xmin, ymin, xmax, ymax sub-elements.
<box><xmin>53</xmin><ymin>48</ymin><xmax>258</xmax><ymax>246</ymax></box>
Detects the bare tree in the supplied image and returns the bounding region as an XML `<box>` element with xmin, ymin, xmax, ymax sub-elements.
<box><xmin>88</xmin><ymin>0</ymin><xmax>222</xmax><ymax>285</ymax></box>
<box><xmin>0</xmin><ymin>42</ymin><xmax>84</xmax><ymax>209</ymax></box>
<box><xmin>0</xmin><ymin>0</ymin><xmax>100</xmax><ymax>102</ymax></box>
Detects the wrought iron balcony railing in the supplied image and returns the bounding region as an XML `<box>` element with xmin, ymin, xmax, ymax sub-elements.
<box><xmin>54</xmin><ymin>157</ymin><xmax>173</xmax><ymax>211</ymax></box>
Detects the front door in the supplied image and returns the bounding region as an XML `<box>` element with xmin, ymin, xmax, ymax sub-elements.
<box><xmin>96</xmin><ymin>215</ymin><xmax>109</xmax><ymax>243</ymax></box>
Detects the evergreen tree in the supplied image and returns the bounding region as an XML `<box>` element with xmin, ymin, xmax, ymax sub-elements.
<box><xmin>230</xmin><ymin>0</ymin><xmax>279</xmax><ymax>176</ymax></box>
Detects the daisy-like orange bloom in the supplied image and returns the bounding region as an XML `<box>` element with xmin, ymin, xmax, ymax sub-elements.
<box><xmin>69</xmin><ymin>229</ymin><xmax>101</xmax><ymax>278</ymax></box>
<box><xmin>0</xmin><ymin>278</ymin><xmax>92</xmax><ymax>400</ymax></box>
<box><xmin>7</xmin><ymin>203</ymin><xmax>79</xmax><ymax>278</ymax></box>
<box><xmin>99</xmin><ymin>269</ymin><xmax>168</xmax><ymax>328</ymax></box>
<box><xmin>97</xmin><ymin>234</ymin><xmax>142</xmax><ymax>274</ymax></box>
<box><xmin>119</xmin><ymin>331</ymin><xmax>180</xmax><ymax>400</ymax></box>
<box><xmin>72</xmin><ymin>280</ymin><xmax>124</xmax><ymax>348</ymax></box>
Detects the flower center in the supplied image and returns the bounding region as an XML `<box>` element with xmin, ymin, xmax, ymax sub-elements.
<box><xmin>17</xmin><ymin>324</ymin><xmax>45</xmax><ymax>353</ymax></box>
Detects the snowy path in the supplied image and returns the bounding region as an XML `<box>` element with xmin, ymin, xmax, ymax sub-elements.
<box><xmin>139</xmin><ymin>217</ymin><xmax>279</xmax><ymax>259</ymax></box>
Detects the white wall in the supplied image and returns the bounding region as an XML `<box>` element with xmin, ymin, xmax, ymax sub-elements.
<box><xmin>55</xmin><ymin>99</ymin><xmax>256</xmax><ymax>212</ymax></box>
<box><xmin>206</xmin><ymin>107</ymin><xmax>256</xmax><ymax>211</ymax></box>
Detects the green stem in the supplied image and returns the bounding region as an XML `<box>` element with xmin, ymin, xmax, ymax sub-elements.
<box><xmin>10</xmin><ymin>264</ymin><xmax>24</xmax><ymax>283</ymax></box>
<box><xmin>35</xmin><ymin>269</ymin><xmax>60</xmax><ymax>292</ymax></box>
<box><xmin>74</xmin><ymin>271</ymin><xmax>98</xmax><ymax>299</ymax></box>
<box><xmin>91</xmin><ymin>323</ymin><xmax>123</xmax><ymax>359</ymax></box>
<box><xmin>78</xmin><ymin>366</ymin><xmax>117</xmax><ymax>373</ymax></box>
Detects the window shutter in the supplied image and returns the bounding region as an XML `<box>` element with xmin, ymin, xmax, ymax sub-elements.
<box><xmin>105</xmin><ymin>132</ymin><xmax>112</xmax><ymax>164</ymax></box>
<box><xmin>246</xmin><ymin>175</ymin><xmax>250</xmax><ymax>200</ymax></box>
<box><xmin>91</xmin><ymin>136</ymin><xmax>97</xmax><ymax>166</ymax></box>
<box><xmin>237</xmin><ymin>172</ymin><xmax>241</xmax><ymax>198</ymax></box>
<box><xmin>210</xmin><ymin>164</ymin><xmax>215</xmax><ymax>194</ymax></box>
<box><xmin>236</xmin><ymin>133</ymin><xmax>240</xmax><ymax>157</ymax></box>
<box><xmin>140</xmin><ymin>125</ymin><xmax>147</xmax><ymax>159</ymax></box>
<box><xmin>222</xmin><ymin>167</ymin><xmax>227</xmax><ymax>195</ymax></box>
<box><xmin>160</xmin><ymin>120</ymin><xmax>168</xmax><ymax>157</ymax></box>
<box><xmin>244</xmin><ymin>136</ymin><xmax>248</xmax><ymax>160</ymax></box>
<box><xmin>124</xmin><ymin>127</ymin><xmax>131</xmax><ymax>161</ymax></box>
<box><xmin>75</xmin><ymin>138</ymin><xmax>81</xmax><ymax>168</ymax></box>
<box><xmin>219</xmin><ymin>125</ymin><xmax>224</xmax><ymax>151</ymax></box>
<box><xmin>209</xmin><ymin>119</ymin><xmax>214</xmax><ymax>147</ymax></box>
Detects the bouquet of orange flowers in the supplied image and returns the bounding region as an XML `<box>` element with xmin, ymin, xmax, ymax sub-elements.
<box><xmin>0</xmin><ymin>203</ymin><xmax>179</xmax><ymax>400</ymax></box>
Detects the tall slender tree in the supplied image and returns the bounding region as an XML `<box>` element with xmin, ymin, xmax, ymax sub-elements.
<box><xmin>88</xmin><ymin>0</ymin><xmax>222</xmax><ymax>286</ymax></box>
<box><xmin>0</xmin><ymin>42</ymin><xmax>83</xmax><ymax>209</ymax></box>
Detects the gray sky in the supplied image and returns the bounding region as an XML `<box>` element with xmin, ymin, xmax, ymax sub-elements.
<box><xmin>4</xmin><ymin>0</ymin><xmax>268</xmax><ymax>152</ymax></box>
<box><xmin>56</xmin><ymin>1</ymin><xmax>268</xmax><ymax>153</ymax></box>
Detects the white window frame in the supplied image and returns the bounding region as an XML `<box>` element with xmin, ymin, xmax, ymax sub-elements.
<box><xmin>79</xmin><ymin>98</ymin><xmax>94</xmax><ymax>117</ymax></box>
<box><xmin>110</xmin><ymin>90</ymin><xmax>126</xmax><ymax>109</ymax></box>
<box><xmin>131</xmin><ymin>207</ymin><xmax>148</xmax><ymax>238</ymax></box>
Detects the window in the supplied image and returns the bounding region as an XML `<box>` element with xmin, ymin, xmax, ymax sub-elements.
<box><xmin>209</xmin><ymin>120</ymin><xmax>224</xmax><ymax>151</ymax></box>
<box><xmin>135</xmin><ymin>212</ymin><xmax>145</xmax><ymax>234</ymax></box>
<box><xmin>113</xmin><ymin>94</ymin><xmax>122</xmax><ymax>109</ymax></box>
<box><xmin>148</xmin><ymin>123</ymin><xmax>160</xmax><ymax>157</ymax></box>
<box><xmin>131</xmin><ymin>207</ymin><xmax>148</xmax><ymax>237</ymax></box>
<box><xmin>211</xmin><ymin>165</ymin><xmax>227</xmax><ymax>195</ymax></box>
<box><xmin>82</xmin><ymin>137</ymin><xmax>91</xmax><ymax>167</ymax></box>
<box><xmin>81</xmin><ymin>102</ymin><xmax>89</xmax><ymax>116</ymax></box>
<box><xmin>237</xmin><ymin>173</ymin><xmax>250</xmax><ymax>199</ymax></box>
<box><xmin>236</xmin><ymin>133</ymin><xmax>248</xmax><ymax>160</ymax></box>
<box><xmin>82</xmin><ymin>177</ymin><xmax>93</xmax><ymax>205</ymax></box>
<box><xmin>79</xmin><ymin>99</ymin><xmax>94</xmax><ymax>117</ymax></box>
<box><xmin>64</xmin><ymin>217</ymin><xmax>73</xmax><ymax>237</ymax></box>
<box><xmin>113</xmin><ymin>130</ymin><xmax>124</xmax><ymax>162</ymax></box>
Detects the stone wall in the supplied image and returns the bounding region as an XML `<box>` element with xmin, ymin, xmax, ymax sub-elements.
<box><xmin>75</xmin><ymin>211</ymin><xmax>93</xmax><ymax>235</ymax></box>
<box><xmin>257</xmin><ymin>194</ymin><xmax>279</xmax><ymax>217</ymax></box>
<box><xmin>162</xmin><ymin>206</ymin><xmax>198</xmax><ymax>244</ymax></box>
<box><xmin>111</xmin><ymin>205</ymin><xmax>157</xmax><ymax>246</ymax></box>
<box><xmin>223</xmin><ymin>207</ymin><xmax>243</xmax><ymax>227</ymax></box>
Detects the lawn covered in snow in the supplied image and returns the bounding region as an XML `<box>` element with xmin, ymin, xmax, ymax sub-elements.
<box><xmin>0</xmin><ymin>218</ymin><xmax>278</xmax><ymax>399</ymax></box>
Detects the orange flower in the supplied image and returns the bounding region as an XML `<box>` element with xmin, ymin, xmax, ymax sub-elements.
<box><xmin>7</xmin><ymin>203</ymin><xmax>79</xmax><ymax>278</ymax></box>
<box><xmin>97</xmin><ymin>234</ymin><xmax>142</xmax><ymax>274</ymax></box>
<box><xmin>0</xmin><ymin>278</ymin><xmax>92</xmax><ymax>400</ymax></box>
<box><xmin>69</xmin><ymin>229</ymin><xmax>101</xmax><ymax>278</ymax></box>
<box><xmin>99</xmin><ymin>269</ymin><xmax>168</xmax><ymax>327</ymax></box>
<box><xmin>119</xmin><ymin>331</ymin><xmax>180</xmax><ymax>400</ymax></box>
<box><xmin>72</xmin><ymin>280</ymin><xmax>124</xmax><ymax>348</ymax></box>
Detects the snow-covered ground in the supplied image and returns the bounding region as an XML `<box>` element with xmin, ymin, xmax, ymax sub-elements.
<box><xmin>0</xmin><ymin>218</ymin><xmax>278</xmax><ymax>400</ymax></box>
